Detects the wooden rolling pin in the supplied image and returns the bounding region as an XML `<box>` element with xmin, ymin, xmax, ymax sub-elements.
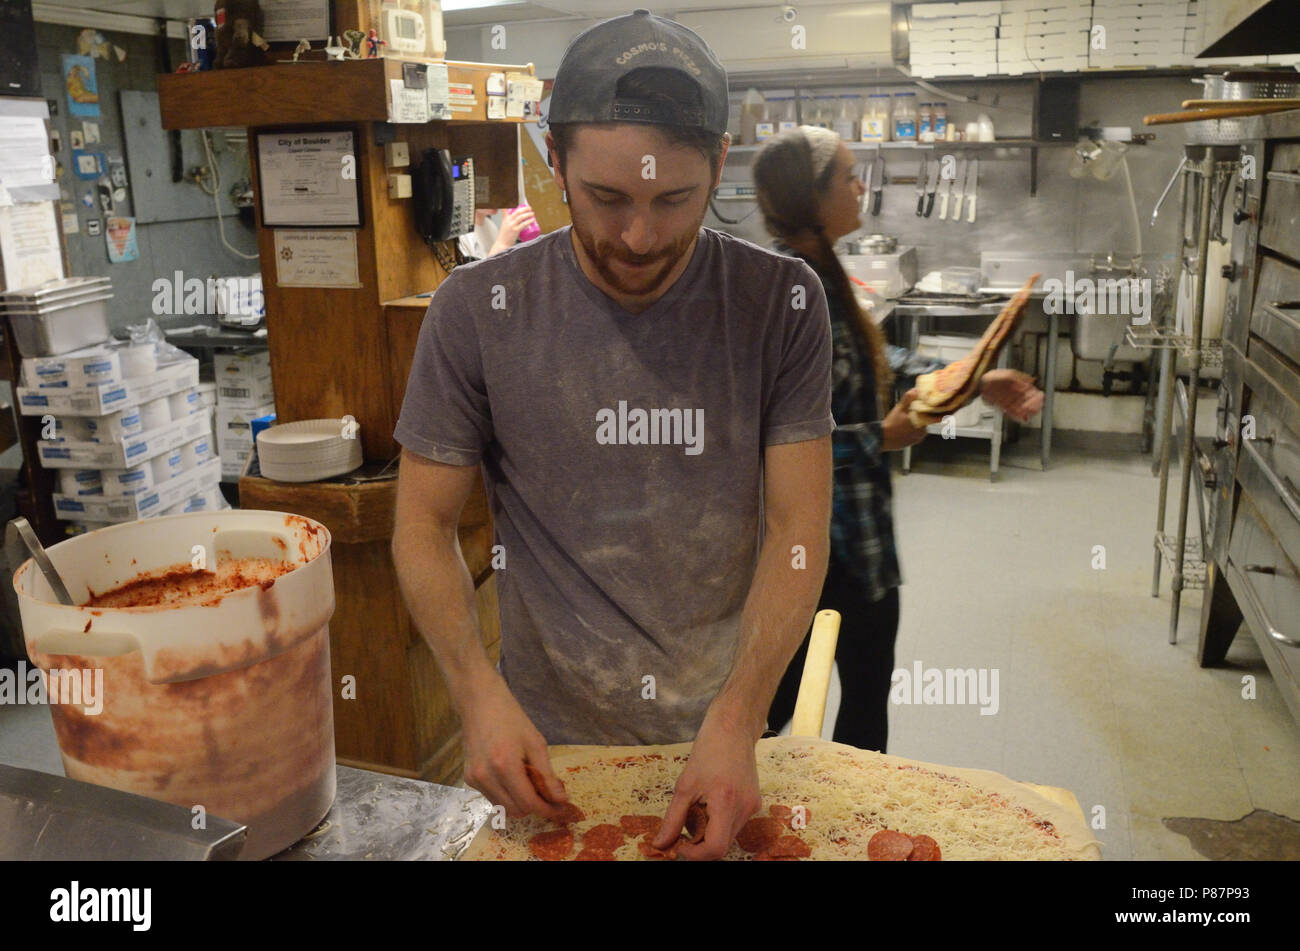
<box><xmin>790</xmin><ymin>609</ymin><xmax>842</xmax><ymax>739</ymax></box>
<box><xmin>1145</xmin><ymin>102</ymin><xmax>1300</xmax><ymax>125</ymax></box>
<box><xmin>1183</xmin><ymin>98</ymin><xmax>1300</xmax><ymax>109</ymax></box>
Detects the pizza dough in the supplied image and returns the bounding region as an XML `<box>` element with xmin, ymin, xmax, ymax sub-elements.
<box><xmin>459</xmin><ymin>735</ymin><xmax>1101</xmax><ymax>861</ymax></box>
<box><xmin>907</xmin><ymin>274</ymin><xmax>1041</xmax><ymax>428</ymax></box>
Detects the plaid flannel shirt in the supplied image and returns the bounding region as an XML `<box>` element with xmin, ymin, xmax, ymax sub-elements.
<box><xmin>773</xmin><ymin>241</ymin><xmax>943</xmax><ymax>602</ymax></box>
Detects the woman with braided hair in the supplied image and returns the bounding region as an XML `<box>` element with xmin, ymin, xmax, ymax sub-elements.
<box><xmin>754</xmin><ymin>127</ymin><xmax>1044</xmax><ymax>752</ymax></box>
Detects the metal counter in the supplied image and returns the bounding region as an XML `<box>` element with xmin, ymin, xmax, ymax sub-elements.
<box><xmin>271</xmin><ymin>765</ymin><xmax>492</xmax><ymax>861</ymax></box>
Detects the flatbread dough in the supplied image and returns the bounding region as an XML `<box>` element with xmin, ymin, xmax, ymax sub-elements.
<box><xmin>458</xmin><ymin>735</ymin><xmax>1101</xmax><ymax>861</ymax></box>
<box><xmin>908</xmin><ymin>274</ymin><xmax>1040</xmax><ymax>427</ymax></box>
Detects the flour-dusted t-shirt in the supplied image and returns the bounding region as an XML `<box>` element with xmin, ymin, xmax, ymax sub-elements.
<box><xmin>395</xmin><ymin>225</ymin><xmax>833</xmax><ymax>745</ymax></box>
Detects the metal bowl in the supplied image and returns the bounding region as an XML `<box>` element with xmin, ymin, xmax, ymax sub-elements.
<box><xmin>1194</xmin><ymin>70</ymin><xmax>1300</xmax><ymax>101</ymax></box>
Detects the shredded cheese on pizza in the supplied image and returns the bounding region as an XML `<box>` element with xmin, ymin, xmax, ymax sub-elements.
<box><xmin>461</xmin><ymin>740</ymin><xmax>1099</xmax><ymax>861</ymax></box>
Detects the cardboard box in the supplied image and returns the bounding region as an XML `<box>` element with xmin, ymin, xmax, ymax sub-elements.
<box><xmin>217</xmin><ymin>374</ymin><xmax>274</xmax><ymax>407</ymax></box>
<box><xmin>37</xmin><ymin>411</ymin><xmax>212</xmax><ymax>469</ymax></box>
<box><xmin>214</xmin><ymin>350</ymin><xmax>274</xmax><ymax>407</ymax></box>
<box><xmin>54</xmin><ymin>458</ymin><xmax>222</xmax><ymax>522</ymax></box>
<box><xmin>17</xmin><ymin>359</ymin><xmax>198</xmax><ymax>417</ymax></box>
<box><xmin>216</xmin><ymin>402</ymin><xmax>276</xmax><ymax>462</ymax></box>
<box><xmin>21</xmin><ymin>345</ymin><xmax>123</xmax><ymax>390</ymax></box>
<box><xmin>913</xmin><ymin>1</ymin><xmax>1002</xmax><ymax>18</ymax></box>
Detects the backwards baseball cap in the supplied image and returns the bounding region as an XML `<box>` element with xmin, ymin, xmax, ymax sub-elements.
<box><xmin>544</xmin><ymin>9</ymin><xmax>729</xmax><ymax>136</ymax></box>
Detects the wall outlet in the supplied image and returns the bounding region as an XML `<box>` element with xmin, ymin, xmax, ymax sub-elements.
<box><xmin>388</xmin><ymin>174</ymin><xmax>412</xmax><ymax>199</ymax></box>
<box><xmin>384</xmin><ymin>141</ymin><xmax>410</xmax><ymax>168</ymax></box>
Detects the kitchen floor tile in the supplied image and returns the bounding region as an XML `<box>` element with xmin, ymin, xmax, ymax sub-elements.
<box><xmin>1130</xmin><ymin>812</ymin><xmax>1211</xmax><ymax>861</ymax></box>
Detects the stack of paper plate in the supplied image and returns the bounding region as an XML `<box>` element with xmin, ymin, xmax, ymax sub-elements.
<box><xmin>256</xmin><ymin>419</ymin><xmax>363</xmax><ymax>483</ymax></box>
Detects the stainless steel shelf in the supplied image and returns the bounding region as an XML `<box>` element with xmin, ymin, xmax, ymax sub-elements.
<box><xmin>1154</xmin><ymin>531</ymin><xmax>1207</xmax><ymax>590</ymax></box>
<box><xmin>1126</xmin><ymin>326</ymin><xmax>1223</xmax><ymax>368</ymax></box>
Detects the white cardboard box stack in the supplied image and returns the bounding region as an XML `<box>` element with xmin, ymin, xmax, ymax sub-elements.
<box><xmin>1089</xmin><ymin>0</ymin><xmax>1192</xmax><ymax>68</ymax></box>
<box><xmin>214</xmin><ymin>351</ymin><xmax>275</xmax><ymax>479</ymax></box>
<box><xmin>910</xmin><ymin>1</ymin><xmax>1001</xmax><ymax>77</ymax></box>
<box><xmin>17</xmin><ymin>347</ymin><xmax>223</xmax><ymax>525</ymax></box>
<box><xmin>997</xmin><ymin>0</ymin><xmax>1090</xmax><ymax>74</ymax></box>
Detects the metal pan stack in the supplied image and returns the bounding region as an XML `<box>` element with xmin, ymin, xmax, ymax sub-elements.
<box><xmin>1</xmin><ymin>277</ymin><xmax>113</xmax><ymax>358</ymax></box>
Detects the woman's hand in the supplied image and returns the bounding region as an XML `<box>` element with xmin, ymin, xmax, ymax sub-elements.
<box><xmin>979</xmin><ymin>370</ymin><xmax>1045</xmax><ymax>423</ymax></box>
<box><xmin>880</xmin><ymin>388</ymin><xmax>929</xmax><ymax>451</ymax></box>
<box><xmin>489</xmin><ymin>206</ymin><xmax>538</xmax><ymax>255</ymax></box>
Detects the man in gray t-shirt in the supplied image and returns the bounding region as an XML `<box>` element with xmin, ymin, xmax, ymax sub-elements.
<box><xmin>392</xmin><ymin>10</ymin><xmax>832</xmax><ymax>860</ymax></box>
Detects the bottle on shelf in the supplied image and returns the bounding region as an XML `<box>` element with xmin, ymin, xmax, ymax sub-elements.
<box><xmin>756</xmin><ymin>96</ymin><xmax>776</xmax><ymax>142</ymax></box>
<box><xmin>814</xmin><ymin>94</ymin><xmax>835</xmax><ymax>129</ymax></box>
<box><xmin>860</xmin><ymin>93</ymin><xmax>891</xmax><ymax>142</ymax></box>
<box><xmin>776</xmin><ymin>95</ymin><xmax>798</xmax><ymax>134</ymax></box>
<box><xmin>933</xmin><ymin>101</ymin><xmax>948</xmax><ymax>140</ymax></box>
<box><xmin>833</xmin><ymin>95</ymin><xmax>860</xmax><ymax>142</ymax></box>
<box><xmin>893</xmin><ymin>91</ymin><xmax>917</xmax><ymax>142</ymax></box>
<box><xmin>740</xmin><ymin>88</ymin><xmax>766</xmax><ymax>146</ymax></box>
<box><xmin>918</xmin><ymin>101</ymin><xmax>934</xmax><ymax>143</ymax></box>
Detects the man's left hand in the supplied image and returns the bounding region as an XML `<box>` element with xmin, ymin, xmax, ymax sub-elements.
<box><xmin>654</xmin><ymin>707</ymin><xmax>762</xmax><ymax>861</ymax></box>
<box><xmin>979</xmin><ymin>369</ymin><xmax>1045</xmax><ymax>423</ymax></box>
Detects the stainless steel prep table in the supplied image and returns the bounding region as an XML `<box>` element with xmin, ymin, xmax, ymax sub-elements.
<box><xmin>271</xmin><ymin>765</ymin><xmax>491</xmax><ymax>861</ymax></box>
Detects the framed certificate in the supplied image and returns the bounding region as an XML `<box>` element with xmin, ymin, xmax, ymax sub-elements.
<box><xmin>256</xmin><ymin>128</ymin><xmax>362</xmax><ymax>228</ymax></box>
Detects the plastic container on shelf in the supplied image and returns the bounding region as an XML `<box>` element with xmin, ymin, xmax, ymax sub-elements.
<box><xmin>815</xmin><ymin>95</ymin><xmax>837</xmax><ymax>129</ymax></box>
<box><xmin>893</xmin><ymin>92</ymin><xmax>918</xmax><ymax>142</ymax></box>
<box><xmin>861</xmin><ymin>94</ymin><xmax>891</xmax><ymax>142</ymax></box>
<box><xmin>755</xmin><ymin>96</ymin><xmax>776</xmax><ymax>141</ymax></box>
<box><xmin>833</xmin><ymin>95</ymin><xmax>860</xmax><ymax>142</ymax></box>
<box><xmin>740</xmin><ymin>88</ymin><xmax>766</xmax><ymax>145</ymax></box>
<box><xmin>776</xmin><ymin>95</ymin><xmax>797</xmax><ymax>134</ymax></box>
<box><xmin>918</xmin><ymin>102</ymin><xmax>934</xmax><ymax>142</ymax></box>
<box><xmin>933</xmin><ymin>102</ymin><xmax>948</xmax><ymax>140</ymax></box>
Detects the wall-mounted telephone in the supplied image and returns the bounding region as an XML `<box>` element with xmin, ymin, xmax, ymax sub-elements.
<box><xmin>412</xmin><ymin>148</ymin><xmax>474</xmax><ymax>244</ymax></box>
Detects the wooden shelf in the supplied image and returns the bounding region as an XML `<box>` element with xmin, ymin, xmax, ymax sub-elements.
<box><xmin>158</xmin><ymin>58</ymin><xmax>536</xmax><ymax>129</ymax></box>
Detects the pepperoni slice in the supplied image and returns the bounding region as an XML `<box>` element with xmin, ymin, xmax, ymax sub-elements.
<box><xmin>574</xmin><ymin>847</ymin><xmax>616</xmax><ymax>862</ymax></box>
<box><xmin>582</xmin><ymin>824</ymin><xmax>626</xmax><ymax>851</ymax></box>
<box><xmin>620</xmin><ymin>815</ymin><xmax>660</xmax><ymax>836</ymax></box>
<box><xmin>907</xmin><ymin>834</ymin><xmax>942</xmax><ymax>861</ymax></box>
<box><xmin>550</xmin><ymin>802</ymin><xmax>585</xmax><ymax>825</ymax></box>
<box><xmin>769</xmin><ymin>804</ymin><xmax>793</xmax><ymax>821</ymax></box>
<box><xmin>528</xmin><ymin>827</ymin><xmax>573</xmax><ymax>861</ymax></box>
<box><xmin>736</xmin><ymin>816</ymin><xmax>785</xmax><ymax>853</ymax></box>
<box><xmin>867</xmin><ymin>829</ymin><xmax>914</xmax><ymax>861</ymax></box>
<box><xmin>766</xmin><ymin>835</ymin><xmax>813</xmax><ymax>859</ymax></box>
<box><xmin>524</xmin><ymin>763</ymin><xmax>550</xmax><ymax>801</ymax></box>
<box><xmin>637</xmin><ymin>835</ymin><xmax>683</xmax><ymax>860</ymax></box>
<box><xmin>684</xmin><ymin>803</ymin><xmax>708</xmax><ymax>844</ymax></box>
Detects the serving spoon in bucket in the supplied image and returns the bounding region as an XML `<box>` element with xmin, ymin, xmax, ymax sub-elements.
<box><xmin>6</xmin><ymin>518</ymin><xmax>75</xmax><ymax>606</ymax></box>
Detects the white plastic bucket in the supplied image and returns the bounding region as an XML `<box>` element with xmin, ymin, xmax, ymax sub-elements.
<box><xmin>13</xmin><ymin>510</ymin><xmax>336</xmax><ymax>860</ymax></box>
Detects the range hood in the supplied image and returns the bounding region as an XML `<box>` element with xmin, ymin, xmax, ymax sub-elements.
<box><xmin>676</xmin><ymin>2</ymin><xmax>900</xmax><ymax>81</ymax></box>
<box><xmin>1196</xmin><ymin>0</ymin><xmax>1300</xmax><ymax>58</ymax></box>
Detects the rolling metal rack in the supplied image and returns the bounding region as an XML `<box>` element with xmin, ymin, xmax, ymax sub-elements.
<box><xmin>1139</xmin><ymin>146</ymin><xmax>1239</xmax><ymax>643</ymax></box>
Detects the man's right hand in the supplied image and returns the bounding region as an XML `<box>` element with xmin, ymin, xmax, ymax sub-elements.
<box><xmin>880</xmin><ymin>388</ymin><xmax>929</xmax><ymax>451</ymax></box>
<box><xmin>460</xmin><ymin>672</ymin><xmax>571</xmax><ymax>821</ymax></box>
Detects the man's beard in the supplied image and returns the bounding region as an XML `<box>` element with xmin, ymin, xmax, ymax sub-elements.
<box><xmin>568</xmin><ymin>202</ymin><xmax>704</xmax><ymax>299</ymax></box>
